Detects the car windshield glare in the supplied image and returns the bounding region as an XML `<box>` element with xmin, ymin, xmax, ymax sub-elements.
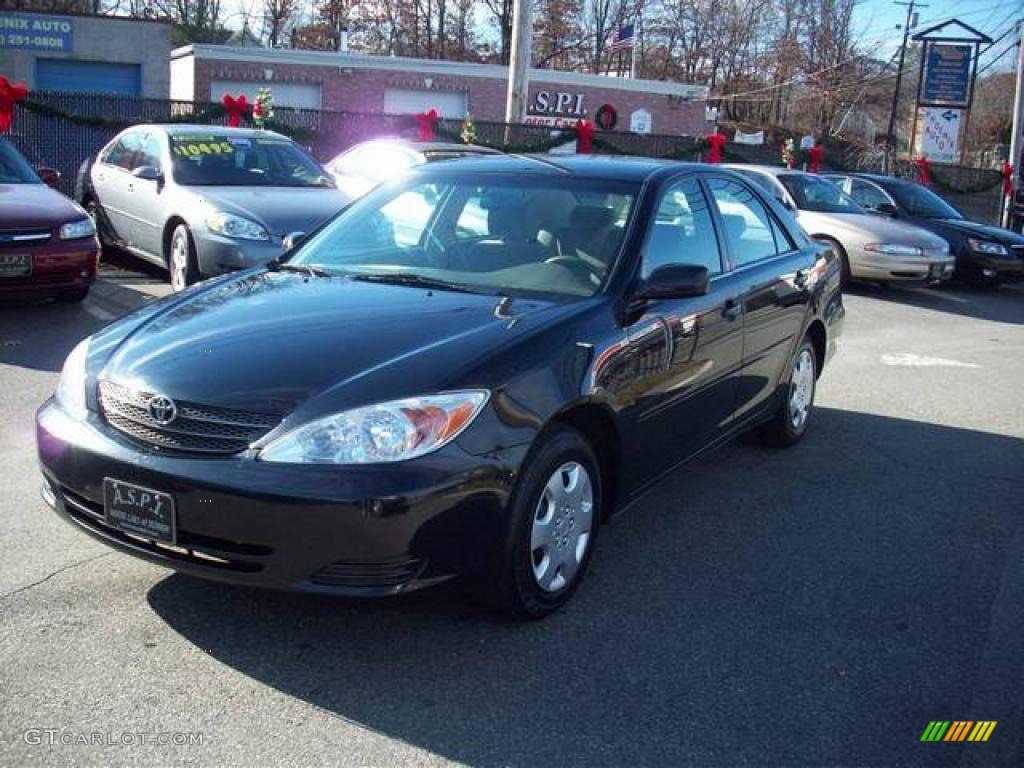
<box><xmin>0</xmin><ymin>139</ymin><xmax>43</xmax><ymax>184</ymax></box>
<box><xmin>170</xmin><ymin>134</ymin><xmax>333</xmax><ymax>188</ymax></box>
<box><xmin>779</xmin><ymin>173</ymin><xmax>864</xmax><ymax>213</ymax></box>
<box><xmin>889</xmin><ymin>183</ymin><xmax>963</xmax><ymax>219</ymax></box>
<box><xmin>290</xmin><ymin>174</ymin><xmax>639</xmax><ymax>300</ymax></box>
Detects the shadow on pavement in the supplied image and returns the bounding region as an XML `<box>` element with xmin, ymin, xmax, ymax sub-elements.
<box><xmin>0</xmin><ymin>300</ymin><xmax>107</xmax><ymax>373</ymax></box>
<box><xmin>147</xmin><ymin>407</ymin><xmax>1024</xmax><ymax>767</ymax></box>
<box><xmin>845</xmin><ymin>281</ymin><xmax>1024</xmax><ymax>325</ymax></box>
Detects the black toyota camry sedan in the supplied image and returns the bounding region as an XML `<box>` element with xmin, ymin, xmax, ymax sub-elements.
<box><xmin>37</xmin><ymin>155</ymin><xmax>844</xmax><ymax>618</ymax></box>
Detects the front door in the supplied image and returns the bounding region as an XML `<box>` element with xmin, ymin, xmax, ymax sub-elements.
<box><xmin>705</xmin><ymin>176</ymin><xmax>816</xmax><ymax>422</ymax></box>
<box><xmin>616</xmin><ymin>175</ymin><xmax>744</xmax><ymax>489</ymax></box>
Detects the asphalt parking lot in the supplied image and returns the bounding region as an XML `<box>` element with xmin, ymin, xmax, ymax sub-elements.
<box><xmin>1</xmin><ymin>256</ymin><xmax>1022</xmax><ymax>767</ymax></box>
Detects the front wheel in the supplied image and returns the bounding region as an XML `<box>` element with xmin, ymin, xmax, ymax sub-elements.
<box><xmin>487</xmin><ymin>427</ymin><xmax>601</xmax><ymax>619</ymax></box>
<box><xmin>168</xmin><ymin>224</ymin><xmax>199</xmax><ymax>292</ymax></box>
<box><xmin>757</xmin><ymin>338</ymin><xmax>817</xmax><ymax>448</ymax></box>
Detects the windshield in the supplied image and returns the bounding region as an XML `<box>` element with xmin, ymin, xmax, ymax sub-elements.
<box><xmin>889</xmin><ymin>183</ymin><xmax>963</xmax><ymax>219</ymax></box>
<box><xmin>170</xmin><ymin>133</ymin><xmax>332</xmax><ymax>188</ymax></box>
<box><xmin>290</xmin><ymin>174</ymin><xmax>639</xmax><ymax>300</ymax></box>
<box><xmin>0</xmin><ymin>139</ymin><xmax>42</xmax><ymax>184</ymax></box>
<box><xmin>778</xmin><ymin>173</ymin><xmax>864</xmax><ymax>213</ymax></box>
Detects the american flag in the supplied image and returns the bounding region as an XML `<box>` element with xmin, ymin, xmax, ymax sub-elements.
<box><xmin>607</xmin><ymin>23</ymin><xmax>635</xmax><ymax>52</ymax></box>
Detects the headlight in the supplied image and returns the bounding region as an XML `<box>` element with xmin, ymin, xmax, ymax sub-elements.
<box><xmin>59</xmin><ymin>218</ymin><xmax>96</xmax><ymax>240</ymax></box>
<box><xmin>55</xmin><ymin>338</ymin><xmax>89</xmax><ymax>419</ymax></box>
<box><xmin>863</xmin><ymin>243</ymin><xmax>922</xmax><ymax>256</ymax></box>
<box><xmin>205</xmin><ymin>211</ymin><xmax>270</xmax><ymax>241</ymax></box>
<box><xmin>259</xmin><ymin>391</ymin><xmax>489</xmax><ymax>464</ymax></box>
<box><xmin>968</xmin><ymin>238</ymin><xmax>1008</xmax><ymax>255</ymax></box>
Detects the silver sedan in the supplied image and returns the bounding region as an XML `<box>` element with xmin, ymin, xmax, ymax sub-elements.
<box><xmin>79</xmin><ymin>125</ymin><xmax>348</xmax><ymax>292</ymax></box>
<box><xmin>726</xmin><ymin>165</ymin><xmax>953</xmax><ymax>285</ymax></box>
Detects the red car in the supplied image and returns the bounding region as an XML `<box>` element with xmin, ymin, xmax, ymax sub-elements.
<box><xmin>0</xmin><ymin>138</ymin><xmax>100</xmax><ymax>302</ymax></box>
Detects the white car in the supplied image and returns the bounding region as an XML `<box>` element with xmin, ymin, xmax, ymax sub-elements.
<box><xmin>726</xmin><ymin>165</ymin><xmax>953</xmax><ymax>286</ymax></box>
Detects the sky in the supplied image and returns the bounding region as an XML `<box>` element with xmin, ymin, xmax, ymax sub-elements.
<box><xmin>851</xmin><ymin>0</ymin><xmax>1020</xmax><ymax>72</ymax></box>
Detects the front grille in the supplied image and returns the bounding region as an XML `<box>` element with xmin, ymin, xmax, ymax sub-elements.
<box><xmin>311</xmin><ymin>558</ymin><xmax>425</xmax><ymax>589</ymax></box>
<box><xmin>98</xmin><ymin>379</ymin><xmax>282</xmax><ymax>455</ymax></box>
<box><xmin>0</xmin><ymin>228</ymin><xmax>51</xmax><ymax>247</ymax></box>
<box><xmin>57</xmin><ymin>485</ymin><xmax>270</xmax><ymax>572</ymax></box>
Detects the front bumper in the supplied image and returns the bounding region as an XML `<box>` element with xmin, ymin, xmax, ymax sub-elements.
<box><xmin>37</xmin><ymin>398</ymin><xmax>525</xmax><ymax>595</ymax></box>
<box><xmin>0</xmin><ymin>236</ymin><xmax>99</xmax><ymax>296</ymax></box>
<box><xmin>956</xmin><ymin>249</ymin><xmax>1024</xmax><ymax>282</ymax></box>
<box><xmin>851</xmin><ymin>248</ymin><xmax>955</xmax><ymax>283</ymax></box>
<box><xmin>192</xmin><ymin>231</ymin><xmax>286</xmax><ymax>278</ymax></box>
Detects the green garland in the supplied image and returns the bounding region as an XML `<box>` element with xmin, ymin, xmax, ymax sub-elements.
<box><xmin>19</xmin><ymin>98</ymin><xmax>313</xmax><ymax>141</ymax></box>
<box><xmin>924</xmin><ymin>166</ymin><xmax>1004</xmax><ymax>196</ymax></box>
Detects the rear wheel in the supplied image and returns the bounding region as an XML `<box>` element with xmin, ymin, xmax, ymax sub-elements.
<box><xmin>757</xmin><ymin>337</ymin><xmax>817</xmax><ymax>448</ymax></box>
<box><xmin>168</xmin><ymin>224</ymin><xmax>199</xmax><ymax>292</ymax></box>
<box><xmin>487</xmin><ymin>427</ymin><xmax>601</xmax><ymax>619</ymax></box>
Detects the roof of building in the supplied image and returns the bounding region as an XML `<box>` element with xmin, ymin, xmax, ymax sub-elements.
<box><xmin>172</xmin><ymin>44</ymin><xmax>709</xmax><ymax>100</ymax></box>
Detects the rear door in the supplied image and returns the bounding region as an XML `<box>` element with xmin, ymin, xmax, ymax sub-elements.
<box><xmin>91</xmin><ymin>131</ymin><xmax>146</xmax><ymax>245</ymax></box>
<box><xmin>616</xmin><ymin>174</ymin><xmax>745</xmax><ymax>485</ymax></box>
<box><xmin>706</xmin><ymin>175</ymin><xmax>815</xmax><ymax>423</ymax></box>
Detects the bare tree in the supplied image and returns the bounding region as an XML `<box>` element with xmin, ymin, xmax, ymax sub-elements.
<box><xmin>262</xmin><ymin>0</ymin><xmax>299</xmax><ymax>46</ymax></box>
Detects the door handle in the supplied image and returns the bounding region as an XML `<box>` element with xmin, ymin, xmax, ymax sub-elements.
<box><xmin>722</xmin><ymin>299</ymin><xmax>741</xmax><ymax>321</ymax></box>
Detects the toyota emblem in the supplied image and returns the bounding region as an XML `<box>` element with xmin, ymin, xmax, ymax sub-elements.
<box><xmin>146</xmin><ymin>395</ymin><xmax>178</xmax><ymax>425</ymax></box>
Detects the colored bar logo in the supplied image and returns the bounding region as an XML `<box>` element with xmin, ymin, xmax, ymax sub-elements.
<box><xmin>920</xmin><ymin>721</ymin><xmax>996</xmax><ymax>742</ymax></box>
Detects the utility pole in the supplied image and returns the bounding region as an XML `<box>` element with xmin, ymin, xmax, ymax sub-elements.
<box><xmin>504</xmin><ymin>0</ymin><xmax>532</xmax><ymax>127</ymax></box>
<box><xmin>886</xmin><ymin>0</ymin><xmax>926</xmax><ymax>172</ymax></box>
<box><xmin>1005</xmin><ymin>20</ymin><xmax>1024</xmax><ymax>229</ymax></box>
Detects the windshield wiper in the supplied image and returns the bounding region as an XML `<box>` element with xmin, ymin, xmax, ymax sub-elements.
<box><xmin>267</xmin><ymin>262</ymin><xmax>330</xmax><ymax>278</ymax></box>
<box><xmin>348</xmin><ymin>273</ymin><xmax>481</xmax><ymax>294</ymax></box>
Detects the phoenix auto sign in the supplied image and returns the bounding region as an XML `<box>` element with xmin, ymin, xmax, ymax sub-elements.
<box><xmin>0</xmin><ymin>14</ymin><xmax>73</xmax><ymax>52</ymax></box>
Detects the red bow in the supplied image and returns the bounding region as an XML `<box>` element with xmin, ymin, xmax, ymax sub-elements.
<box><xmin>913</xmin><ymin>155</ymin><xmax>931</xmax><ymax>187</ymax></box>
<box><xmin>221</xmin><ymin>93</ymin><xmax>249</xmax><ymax>128</ymax></box>
<box><xmin>1001</xmin><ymin>162</ymin><xmax>1014</xmax><ymax>199</ymax></box>
<box><xmin>808</xmin><ymin>145</ymin><xmax>824</xmax><ymax>173</ymax></box>
<box><xmin>0</xmin><ymin>76</ymin><xmax>29</xmax><ymax>133</ymax></box>
<box><xmin>705</xmin><ymin>132</ymin><xmax>726</xmax><ymax>164</ymax></box>
<box><xmin>575</xmin><ymin>119</ymin><xmax>594</xmax><ymax>154</ymax></box>
<box><xmin>414</xmin><ymin>109</ymin><xmax>439</xmax><ymax>141</ymax></box>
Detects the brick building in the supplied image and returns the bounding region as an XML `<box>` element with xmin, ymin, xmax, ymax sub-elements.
<box><xmin>170</xmin><ymin>44</ymin><xmax>709</xmax><ymax>136</ymax></box>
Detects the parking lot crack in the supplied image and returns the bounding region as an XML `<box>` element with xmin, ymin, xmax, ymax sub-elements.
<box><xmin>0</xmin><ymin>552</ymin><xmax>113</xmax><ymax>601</ymax></box>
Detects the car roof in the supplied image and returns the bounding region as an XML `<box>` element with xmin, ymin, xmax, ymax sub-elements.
<box><xmin>833</xmin><ymin>172</ymin><xmax>916</xmax><ymax>188</ymax></box>
<box><xmin>724</xmin><ymin>164</ymin><xmax>805</xmax><ymax>179</ymax></box>
<box><xmin>416</xmin><ymin>153</ymin><xmax>698</xmax><ymax>182</ymax></box>
<box><xmin>138</xmin><ymin>124</ymin><xmax>291</xmax><ymax>140</ymax></box>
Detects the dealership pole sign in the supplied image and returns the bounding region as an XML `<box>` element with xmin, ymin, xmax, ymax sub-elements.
<box><xmin>0</xmin><ymin>14</ymin><xmax>73</xmax><ymax>52</ymax></box>
<box><xmin>910</xmin><ymin>19</ymin><xmax>991</xmax><ymax>165</ymax></box>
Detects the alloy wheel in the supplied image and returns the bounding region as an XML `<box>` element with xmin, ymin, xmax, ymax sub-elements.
<box><xmin>530</xmin><ymin>461</ymin><xmax>594</xmax><ymax>592</ymax></box>
<box><xmin>788</xmin><ymin>349</ymin><xmax>815</xmax><ymax>430</ymax></box>
<box><xmin>170</xmin><ymin>232</ymin><xmax>188</xmax><ymax>292</ymax></box>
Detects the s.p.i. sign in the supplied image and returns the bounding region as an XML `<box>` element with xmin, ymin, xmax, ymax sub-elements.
<box><xmin>0</xmin><ymin>14</ymin><xmax>74</xmax><ymax>53</ymax></box>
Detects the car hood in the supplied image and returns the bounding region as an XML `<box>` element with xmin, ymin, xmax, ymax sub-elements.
<box><xmin>796</xmin><ymin>210</ymin><xmax>948</xmax><ymax>249</ymax></box>
<box><xmin>98</xmin><ymin>270</ymin><xmax>569</xmax><ymax>421</ymax></box>
<box><xmin>927</xmin><ymin>217</ymin><xmax>1024</xmax><ymax>245</ymax></box>
<box><xmin>187</xmin><ymin>186</ymin><xmax>348</xmax><ymax>237</ymax></box>
<box><xmin>0</xmin><ymin>183</ymin><xmax>85</xmax><ymax>229</ymax></box>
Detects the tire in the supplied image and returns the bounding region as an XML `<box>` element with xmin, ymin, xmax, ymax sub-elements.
<box><xmin>55</xmin><ymin>287</ymin><xmax>89</xmax><ymax>303</ymax></box>
<box><xmin>819</xmin><ymin>237</ymin><xmax>851</xmax><ymax>287</ymax></box>
<box><xmin>168</xmin><ymin>223</ymin><xmax>199</xmax><ymax>292</ymax></box>
<box><xmin>757</xmin><ymin>337</ymin><xmax>817</xmax><ymax>448</ymax></box>
<box><xmin>486</xmin><ymin>426</ymin><xmax>602</xmax><ymax>619</ymax></box>
<box><xmin>84</xmin><ymin>199</ymin><xmax>105</xmax><ymax>251</ymax></box>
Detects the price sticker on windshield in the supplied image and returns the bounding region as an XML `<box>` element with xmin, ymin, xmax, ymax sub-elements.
<box><xmin>171</xmin><ymin>140</ymin><xmax>234</xmax><ymax>158</ymax></box>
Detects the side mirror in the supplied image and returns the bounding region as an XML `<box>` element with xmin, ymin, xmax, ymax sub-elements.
<box><xmin>873</xmin><ymin>202</ymin><xmax>898</xmax><ymax>217</ymax></box>
<box><xmin>132</xmin><ymin>165</ymin><xmax>162</xmax><ymax>182</ymax></box>
<box><xmin>635</xmin><ymin>264</ymin><xmax>710</xmax><ymax>301</ymax></box>
<box><xmin>37</xmin><ymin>167</ymin><xmax>60</xmax><ymax>188</ymax></box>
<box><xmin>282</xmin><ymin>231</ymin><xmax>307</xmax><ymax>251</ymax></box>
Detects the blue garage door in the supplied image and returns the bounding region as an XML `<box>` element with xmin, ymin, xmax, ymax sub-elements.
<box><xmin>35</xmin><ymin>59</ymin><xmax>141</xmax><ymax>96</ymax></box>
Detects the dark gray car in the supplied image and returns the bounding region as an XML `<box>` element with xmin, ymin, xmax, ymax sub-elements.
<box><xmin>80</xmin><ymin>125</ymin><xmax>347</xmax><ymax>291</ymax></box>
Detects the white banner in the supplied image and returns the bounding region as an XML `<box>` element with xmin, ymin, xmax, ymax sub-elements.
<box><xmin>733</xmin><ymin>129</ymin><xmax>764</xmax><ymax>145</ymax></box>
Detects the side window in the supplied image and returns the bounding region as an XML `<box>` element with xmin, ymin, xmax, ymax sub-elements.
<box><xmin>106</xmin><ymin>132</ymin><xmax>145</xmax><ymax>171</ymax></box>
<box><xmin>456</xmin><ymin>193</ymin><xmax>489</xmax><ymax>239</ymax></box>
<box><xmin>139</xmin><ymin>134</ymin><xmax>161</xmax><ymax>170</ymax></box>
<box><xmin>850</xmin><ymin>179</ymin><xmax>891</xmax><ymax>209</ymax></box>
<box><xmin>769</xmin><ymin>215</ymin><xmax>795</xmax><ymax>253</ymax></box>
<box><xmin>642</xmin><ymin>177</ymin><xmax>722</xmax><ymax>278</ymax></box>
<box><xmin>100</xmin><ymin>139</ymin><xmax>126</xmax><ymax>168</ymax></box>
<box><xmin>707</xmin><ymin>178</ymin><xmax>779</xmax><ymax>267</ymax></box>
